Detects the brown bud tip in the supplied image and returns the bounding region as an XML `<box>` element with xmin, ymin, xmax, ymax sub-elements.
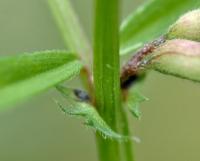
<box><xmin>167</xmin><ymin>9</ymin><xmax>200</xmax><ymax>42</ymax></box>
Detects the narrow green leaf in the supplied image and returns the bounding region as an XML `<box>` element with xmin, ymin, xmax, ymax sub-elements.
<box><xmin>0</xmin><ymin>50</ymin><xmax>82</xmax><ymax>109</ymax></box>
<box><xmin>56</xmin><ymin>85</ymin><xmax>127</xmax><ymax>140</ymax></box>
<box><xmin>56</xmin><ymin>101</ymin><xmax>129</xmax><ymax>140</ymax></box>
<box><xmin>120</xmin><ymin>0</ymin><xmax>200</xmax><ymax>55</ymax></box>
<box><xmin>56</xmin><ymin>85</ymin><xmax>136</xmax><ymax>141</ymax></box>
<box><xmin>48</xmin><ymin>0</ymin><xmax>91</xmax><ymax>66</ymax></box>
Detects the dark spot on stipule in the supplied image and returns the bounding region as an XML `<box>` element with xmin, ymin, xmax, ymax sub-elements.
<box><xmin>73</xmin><ymin>89</ymin><xmax>91</xmax><ymax>102</ymax></box>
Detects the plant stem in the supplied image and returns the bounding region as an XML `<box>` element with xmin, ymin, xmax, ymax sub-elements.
<box><xmin>93</xmin><ymin>0</ymin><xmax>120</xmax><ymax>160</ymax></box>
<box><xmin>117</xmin><ymin>108</ymin><xmax>135</xmax><ymax>161</ymax></box>
<box><xmin>93</xmin><ymin>0</ymin><xmax>134</xmax><ymax>161</ymax></box>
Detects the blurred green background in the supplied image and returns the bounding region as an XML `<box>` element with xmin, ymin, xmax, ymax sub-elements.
<box><xmin>0</xmin><ymin>0</ymin><xmax>200</xmax><ymax>161</ymax></box>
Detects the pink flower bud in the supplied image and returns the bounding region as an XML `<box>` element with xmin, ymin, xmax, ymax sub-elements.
<box><xmin>167</xmin><ymin>9</ymin><xmax>200</xmax><ymax>42</ymax></box>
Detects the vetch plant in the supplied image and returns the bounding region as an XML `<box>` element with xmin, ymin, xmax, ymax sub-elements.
<box><xmin>0</xmin><ymin>0</ymin><xmax>200</xmax><ymax>161</ymax></box>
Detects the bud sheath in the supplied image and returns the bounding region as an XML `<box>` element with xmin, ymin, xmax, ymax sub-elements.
<box><xmin>142</xmin><ymin>39</ymin><xmax>200</xmax><ymax>82</ymax></box>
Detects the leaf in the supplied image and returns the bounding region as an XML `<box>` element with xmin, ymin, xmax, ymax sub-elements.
<box><xmin>125</xmin><ymin>86</ymin><xmax>148</xmax><ymax>119</ymax></box>
<box><xmin>120</xmin><ymin>0</ymin><xmax>200</xmax><ymax>55</ymax></box>
<box><xmin>48</xmin><ymin>0</ymin><xmax>91</xmax><ymax>66</ymax></box>
<box><xmin>142</xmin><ymin>39</ymin><xmax>200</xmax><ymax>82</ymax></box>
<box><xmin>57</xmin><ymin>100</ymin><xmax>133</xmax><ymax>141</ymax></box>
<box><xmin>0</xmin><ymin>50</ymin><xmax>82</xmax><ymax>109</ymax></box>
<box><xmin>56</xmin><ymin>85</ymin><xmax>132</xmax><ymax>141</ymax></box>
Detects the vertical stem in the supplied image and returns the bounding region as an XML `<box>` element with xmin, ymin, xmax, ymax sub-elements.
<box><xmin>117</xmin><ymin>108</ymin><xmax>135</xmax><ymax>161</ymax></box>
<box><xmin>49</xmin><ymin>0</ymin><xmax>134</xmax><ymax>160</ymax></box>
<box><xmin>93</xmin><ymin>0</ymin><xmax>121</xmax><ymax>160</ymax></box>
<box><xmin>93</xmin><ymin>0</ymin><xmax>134</xmax><ymax>161</ymax></box>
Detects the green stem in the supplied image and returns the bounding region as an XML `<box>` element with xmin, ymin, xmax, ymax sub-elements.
<box><xmin>93</xmin><ymin>0</ymin><xmax>120</xmax><ymax>160</ymax></box>
<box><xmin>93</xmin><ymin>0</ymin><xmax>134</xmax><ymax>161</ymax></box>
<box><xmin>117</xmin><ymin>108</ymin><xmax>135</xmax><ymax>161</ymax></box>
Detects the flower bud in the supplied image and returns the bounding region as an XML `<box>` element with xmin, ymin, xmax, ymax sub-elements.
<box><xmin>167</xmin><ymin>9</ymin><xmax>200</xmax><ymax>42</ymax></box>
<box><xmin>142</xmin><ymin>39</ymin><xmax>200</xmax><ymax>82</ymax></box>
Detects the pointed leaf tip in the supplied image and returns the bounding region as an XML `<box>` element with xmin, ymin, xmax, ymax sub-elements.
<box><xmin>125</xmin><ymin>87</ymin><xmax>148</xmax><ymax>119</ymax></box>
<box><xmin>56</xmin><ymin>101</ymin><xmax>131</xmax><ymax>141</ymax></box>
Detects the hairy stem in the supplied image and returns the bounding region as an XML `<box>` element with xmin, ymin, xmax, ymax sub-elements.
<box><xmin>93</xmin><ymin>0</ymin><xmax>134</xmax><ymax>161</ymax></box>
<box><xmin>94</xmin><ymin>0</ymin><xmax>120</xmax><ymax>160</ymax></box>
